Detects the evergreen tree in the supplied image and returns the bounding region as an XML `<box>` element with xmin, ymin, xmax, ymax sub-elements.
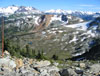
<box><xmin>25</xmin><ymin>44</ymin><xmax>31</xmax><ymax>57</ymax></box>
<box><xmin>52</xmin><ymin>54</ymin><xmax>58</xmax><ymax>60</ymax></box>
<box><xmin>36</xmin><ymin>50</ymin><xmax>46</xmax><ymax>60</ymax></box>
<box><xmin>32</xmin><ymin>49</ymin><xmax>36</xmax><ymax>58</ymax></box>
<box><xmin>4</xmin><ymin>39</ymin><xmax>11</xmax><ymax>51</ymax></box>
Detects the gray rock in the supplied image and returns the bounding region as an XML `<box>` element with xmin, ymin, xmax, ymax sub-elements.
<box><xmin>75</xmin><ymin>67</ymin><xmax>83</xmax><ymax>75</ymax></box>
<box><xmin>67</xmin><ymin>68</ymin><xmax>77</xmax><ymax>76</ymax></box>
<box><xmin>20</xmin><ymin>72</ymin><xmax>34</xmax><ymax>76</ymax></box>
<box><xmin>37</xmin><ymin>66</ymin><xmax>60</xmax><ymax>76</ymax></box>
<box><xmin>60</xmin><ymin>69</ymin><xmax>69</xmax><ymax>76</ymax></box>
<box><xmin>79</xmin><ymin>63</ymin><xmax>86</xmax><ymax>68</ymax></box>
<box><xmin>33</xmin><ymin>60</ymin><xmax>51</xmax><ymax>68</ymax></box>
<box><xmin>49</xmin><ymin>70</ymin><xmax>60</xmax><ymax>76</ymax></box>
<box><xmin>89</xmin><ymin>64</ymin><xmax>100</xmax><ymax>74</ymax></box>
<box><xmin>0</xmin><ymin>58</ymin><xmax>16</xmax><ymax>69</ymax></box>
<box><xmin>75</xmin><ymin>69</ymin><xmax>83</xmax><ymax>74</ymax></box>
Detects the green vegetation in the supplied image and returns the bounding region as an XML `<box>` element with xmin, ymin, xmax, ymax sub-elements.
<box><xmin>4</xmin><ymin>39</ymin><xmax>47</xmax><ymax>59</ymax></box>
<box><xmin>4</xmin><ymin>39</ymin><xmax>71</xmax><ymax>62</ymax></box>
<box><xmin>36</xmin><ymin>50</ymin><xmax>47</xmax><ymax>60</ymax></box>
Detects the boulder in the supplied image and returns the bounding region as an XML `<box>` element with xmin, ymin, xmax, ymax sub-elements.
<box><xmin>15</xmin><ymin>59</ymin><xmax>23</xmax><ymax>69</ymax></box>
<box><xmin>0</xmin><ymin>58</ymin><xmax>16</xmax><ymax>69</ymax></box>
<box><xmin>49</xmin><ymin>70</ymin><xmax>60</xmax><ymax>76</ymax></box>
<box><xmin>60</xmin><ymin>69</ymin><xmax>69</xmax><ymax>76</ymax></box>
<box><xmin>33</xmin><ymin>60</ymin><xmax>51</xmax><ymax>68</ymax></box>
<box><xmin>79</xmin><ymin>63</ymin><xmax>86</xmax><ymax>68</ymax></box>
<box><xmin>29</xmin><ymin>59</ymin><xmax>33</xmax><ymax>65</ymax></box>
<box><xmin>4</xmin><ymin>51</ymin><xmax>10</xmax><ymax>57</ymax></box>
<box><xmin>90</xmin><ymin>64</ymin><xmax>100</xmax><ymax>74</ymax></box>
<box><xmin>75</xmin><ymin>67</ymin><xmax>83</xmax><ymax>74</ymax></box>
<box><xmin>53</xmin><ymin>62</ymin><xmax>59</xmax><ymax>66</ymax></box>
<box><xmin>37</xmin><ymin>66</ymin><xmax>60</xmax><ymax>76</ymax></box>
<box><xmin>75</xmin><ymin>69</ymin><xmax>83</xmax><ymax>74</ymax></box>
<box><xmin>67</xmin><ymin>68</ymin><xmax>77</xmax><ymax>76</ymax></box>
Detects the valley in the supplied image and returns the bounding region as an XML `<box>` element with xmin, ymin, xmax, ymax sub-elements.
<box><xmin>0</xmin><ymin>5</ymin><xmax>100</xmax><ymax>76</ymax></box>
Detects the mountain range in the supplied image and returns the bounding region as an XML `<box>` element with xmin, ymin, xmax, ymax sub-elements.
<box><xmin>0</xmin><ymin>5</ymin><xmax>100</xmax><ymax>60</ymax></box>
<box><xmin>0</xmin><ymin>5</ymin><xmax>100</xmax><ymax>20</ymax></box>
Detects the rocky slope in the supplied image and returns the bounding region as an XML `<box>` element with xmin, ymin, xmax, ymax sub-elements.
<box><xmin>0</xmin><ymin>51</ymin><xmax>100</xmax><ymax>76</ymax></box>
<box><xmin>0</xmin><ymin>6</ymin><xmax>100</xmax><ymax>60</ymax></box>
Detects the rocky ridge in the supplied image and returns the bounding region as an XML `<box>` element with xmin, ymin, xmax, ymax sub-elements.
<box><xmin>0</xmin><ymin>51</ymin><xmax>100</xmax><ymax>76</ymax></box>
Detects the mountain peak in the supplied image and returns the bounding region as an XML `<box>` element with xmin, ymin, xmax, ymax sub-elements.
<box><xmin>0</xmin><ymin>5</ymin><xmax>42</xmax><ymax>15</ymax></box>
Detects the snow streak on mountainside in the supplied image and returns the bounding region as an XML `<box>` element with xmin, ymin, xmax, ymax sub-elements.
<box><xmin>65</xmin><ymin>22</ymin><xmax>89</xmax><ymax>30</ymax></box>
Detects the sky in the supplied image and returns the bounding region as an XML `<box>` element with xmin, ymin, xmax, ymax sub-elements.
<box><xmin>0</xmin><ymin>0</ymin><xmax>100</xmax><ymax>12</ymax></box>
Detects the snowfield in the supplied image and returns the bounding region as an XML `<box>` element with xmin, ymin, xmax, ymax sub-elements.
<box><xmin>65</xmin><ymin>22</ymin><xmax>90</xmax><ymax>30</ymax></box>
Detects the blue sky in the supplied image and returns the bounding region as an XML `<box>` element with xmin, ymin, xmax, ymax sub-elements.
<box><xmin>0</xmin><ymin>0</ymin><xmax>100</xmax><ymax>12</ymax></box>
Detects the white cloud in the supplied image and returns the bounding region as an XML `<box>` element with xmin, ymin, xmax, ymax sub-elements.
<box><xmin>80</xmin><ymin>4</ymin><xmax>95</xmax><ymax>7</ymax></box>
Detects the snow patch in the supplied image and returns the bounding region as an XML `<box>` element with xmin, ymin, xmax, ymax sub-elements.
<box><xmin>69</xmin><ymin>36</ymin><xmax>78</xmax><ymax>43</ymax></box>
<box><xmin>65</xmin><ymin>22</ymin><xmax>89</xmax><ymax>30</ymax></box>
<box><xmin>35</xmin><ymin>17</ymin><xmax>39</xmax><ymax>25</ymax></box>
<box><xmin>50</xmin><ymin>15</ymin><xmax>61</xmax><ymax>23</ymax></box>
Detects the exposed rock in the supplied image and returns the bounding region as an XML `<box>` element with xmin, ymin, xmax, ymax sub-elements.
<box><xmin>49</xmin><ymin>70</ymin><xmax>60</xmax><ymax>76</ymax></box>
<box><xmin>28</xmin><ymin>59</ymin><xmax>34</xmax><ymax>65</ymax></box>
<box><xmin>75</xmin><ymin>69</ymin><xmax>83</xmax><ymax>74</ymax></box>
<box><xmin>33</xmin><ymin>69</ymin><xmax>40</xmax><ymax>75</ymax></box>
<box><xmin>60</xmin><ymin>69</ymin><xmax>69</xmax><ymax>76</ymax></box>
<box><xmin>79</xmin><ymin>63</ymin><xmax>86</xmax><ymax>68</ymax></box>
<box><xmin>38</xmin><ymin>66</ymin><xmax>60</xmax><ymax>76</ymax></box>
<box><xmin>67</xmin><ymin>68</ymin><xmax>77</xmax><ymax>76</ymax></box>
<box><xmin>33</xmin><ymin>60</ymin><xmax>51</xmax><ymax>68</ymax></box>
<box><xmin>53</xmin><ymin>62</ymin><xmax>59</xmax><ymax>66</ymax></box>
<box><xmin>4</xmin><ymin>50</ymin><xmax>11</xmax><ymax>58</ymax></box>
<box><xmin>1</xmin><ymin>51</ymin><xmax>100</xmax><ymax>76</ymax></box>
<box><xmin>89</xmin><ymin>64</ymin><xmax>100</xmax><ymax>74</ymax></box>
<box><xmin>0</xmin><ymin>58</ymin><xmax>16</xmax><ymax>69</ymax></box>
<box><xmin>15</xmin><ymin>59</ymin><xmax>23</xmax><ymax>69</ymax></box>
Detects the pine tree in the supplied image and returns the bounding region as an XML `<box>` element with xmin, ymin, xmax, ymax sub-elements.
<box><xmin>52</xmin><ymin>54</ymin><xmax>58</xmax><ymax>60</ymax></box>
<box><xmin>32</xmin><ymin>49</ymin><xmax>36</xmax><ymax>58</ymax></box>
<box><xmin>25</xmin><ymin>44</ymin><xmax>31</xmax><ymax>57</ymax></box>
<box><xmin>36</xmin><ymin>50</ymin><xmax>46</xmax><ymax>60</ymax></box>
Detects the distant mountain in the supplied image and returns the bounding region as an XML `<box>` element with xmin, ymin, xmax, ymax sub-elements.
<box><xmin>0</xmin><ymin>6</ymin><xmax>100</xmax><ymax>21</ymax></box>
<box><xmin>45</xmin><ymin>9</ymin><xmax>100</xmax><ymax>21</ymax></box>
<box><xmin>0</xmin><ymin>5</ymin><xmax>100</xmax><ymax>21</ymax></box>
<box><xmin>0</xmin><ymin>5</ymin><xmax>18</xmax><ymax>15</ymax></box>
<box><xmin>45</xmin><ymin>9</ymin><xmax>94</xmax><ymax>15</ymax></box>
<box><xmin>15</xmin><ymin>6</ymin><xmax>41</xmax><ymax>14</ymax></box>
<box><xmin>0</xmin><ymin>5</ymin><xmax>42</xmax><ymax>15</ymax></box>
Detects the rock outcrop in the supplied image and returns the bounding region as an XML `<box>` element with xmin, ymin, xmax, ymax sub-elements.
<box><xmin>0</xmin><ymin>51</ymin><xmax>100</xmax><ymax>76</ymax></box>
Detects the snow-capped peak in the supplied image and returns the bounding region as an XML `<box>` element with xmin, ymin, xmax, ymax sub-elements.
<box><xmin>0</xmin><ymin>5</ymin><xmax>18</xmax><ymax>14</ymax></box>
<box><xmin>45</xmin><ymin>9</ymin><xmax>95</xmax><ymax>15</ymax></box>
<box><xmin>16</xmin><ymin>6</ymin><xmax>41</xmax><ymax>14</ymax></box>
<box><xmin>45</xmin><ymin>9</ymin><xmax>67</xmax><ymax>14</ymax></box>
<box><xmin>0</xmin><ymin>5</ymin><xmax>42</xmax><ymax>15</ymax></box>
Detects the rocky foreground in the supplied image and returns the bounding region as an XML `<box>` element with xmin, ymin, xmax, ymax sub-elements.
<box><xmin>0</xmin><ymin>51</ymin><xmax>100</xmax><ymax>76</ymax></box>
